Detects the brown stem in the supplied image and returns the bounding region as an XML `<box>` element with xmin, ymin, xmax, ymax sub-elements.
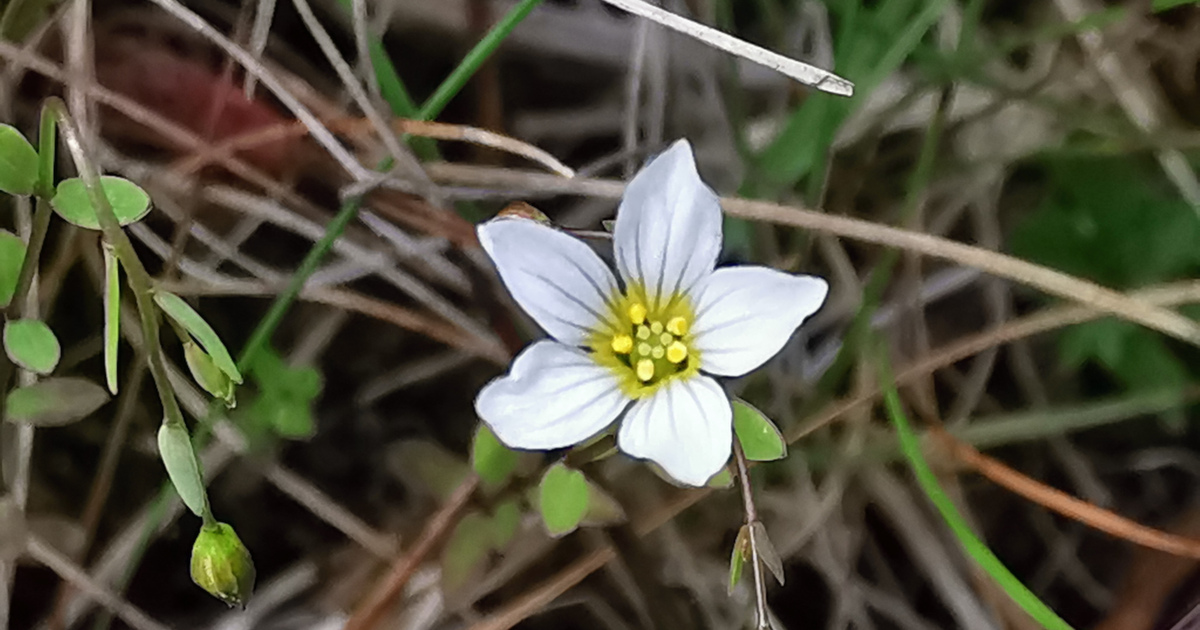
<box><xmin>344</xmin><ymin>473</ymin><xmax>480</xmax><ymax>630</ymax></box>
<box><xmin>733</xmin><ymin>440</ymin><xmax>769</xmax><ymax>629</ymax></box>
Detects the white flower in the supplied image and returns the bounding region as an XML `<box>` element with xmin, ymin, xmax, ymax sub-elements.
<box><xmin>474</xmin><ymin>140</ymin><xmax>828</xmax><ymax>486</ymax></box>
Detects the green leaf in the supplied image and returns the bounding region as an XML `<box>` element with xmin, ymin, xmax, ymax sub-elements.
<box><xmin>249</xmin><ymin>392</ymin><xmax>313</xmax><ymax>439</ymax></box>
<box><xmin>1153</xmin><ymin>0</ymin><xmax>1197</xmax><ymax>10</ymax></box>
<box><xmin>707</xmin><ymin>468</ymin><xmax>734</xmax><ymax>488</ymax></box>
<box><xmin>728</xmin><ymin>524</ymin><xmax>749</xmax><ymax>594</ymax></box>
<box><xmin>153</xmin><ymin>290</ymin><xmax>242</xmax><ymax>384</ymax></box>
<box><xmin>6</xmin><ymin>377</ymin><xmax>109</xmax><ymax>426</ymax></box>
<box><xmin>471</xmin><ymin>424</ymin><xmax>518</xmax><ymax>487</ymax></box>
<box><xmin>247</xmin><ymin>347</ymin><xmax>320</xmax><ymax>399</ymax></box>
<box><xmin>185</xmin><ymin>342</ymin><xmax>236</xmax><ymax>407</ymax></box>
<box><xmin>0</xmin><ymin>231</ymin><xmax>27</xmax><ymax>308</ymax></box>
<box><xmin>0</xmin><ymin>124</ymin><xmax>39</xmax><ymax>196</ymax></box>
<box><xmin>157</xmin><ymin>422</ymin><xmax>208</xmax><ymax>517</ymax></box>
<box><xmin>491</xmin><ymin>500</ymin><xmax>521</xmax><ymax>549</ymax></box>
<box><xmin>3</xmin><ymin>318</ymin><xmax>59</xmax><ymax>374</ymax></box>
<box><xmin>50</xmin><ymin>176</ymin><xmax>151</xmax><ymax>230</ymax></box>
<box><xmin>733</xmin><ymin>400</ymin><xmax>787</xmax><ymax>461</ymax></box>
<box><xmin>440</xmin><ymin>511</ymin><xmax>493</xmax><ymax>591</ymax></box>
<box><xmin>103</xmin><ymin>245</ymin><xmax>119</xmax><ymax>394</ymax></box>
<box><xmin>537</xmin><ymin>463</ymin><xmax>589</xmax><ymax>536</ymax></box>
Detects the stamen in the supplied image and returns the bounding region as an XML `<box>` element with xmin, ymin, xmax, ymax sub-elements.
<box><xmin>659</xmin><ymin>333</ymin><xmax>673</xmax><ymax>346</ymax></box>
<box><xmin>651</xmin><ymin>346</ymin><xmax>664</xmax><ymax>359</ymax></box>
<box><xmin>636</xmin><ymin>325</ymin><xmax>651</xmax><ymax>340</ymax></box>
<box><xmin>638</xmin><ymin>343</ymin><xmax>653</xmax><ymax>356</ymax></box>
<box><xmin>611</xmin><ymin>334</ymin><xmax>633</xmax><ymax>354</ymax></box>
<box><xmin>666</xmin><ymin>316</ymin><xmax>688</xmax><ymax>336</ymax></box>
<box><xmin>666</xmin><ymin>341</ymin><xmax>688</xmax><ymax>364</ymax></box>
<box><xmin>628</xmin><ymin>303</ymin><xmax>647</xmax><ymax>325</ymax></box>
<box><xmin>650</xmin><ymin>321</ymin><xmax>664</xmax><ymax>335</ymax></box>
<box><xmin>636</xmin><ymin>359</ymin><xmax>655</xmax><ymax>382</ymax></box>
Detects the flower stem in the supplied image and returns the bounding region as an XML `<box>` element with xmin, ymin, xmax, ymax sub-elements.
<box><xmin>733</xmin><ymin>439</ymin><xmax>769</xmax><ymax>629</ymax></box>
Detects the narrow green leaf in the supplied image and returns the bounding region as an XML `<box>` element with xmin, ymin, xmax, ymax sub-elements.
<box><xmin>3</xmin><ymin>319</ymin><xmax>59</xmax><ymax>375</ymax></box>
<box><xmin>728</xmin><ymin>524</ymin><xmax>749</xmax><ymax>594</ymax></box>
<box><xmin>153</xmin><ymin>290</ymin><xmax>242</xmax><ymax>384</ymax></box>
<box><xmin>491</xmin><ymin>500</ymin><xmax>521</xmax><ymax>549</ymax></box>
<box><xmin>471</xmin><ymin>423</ymin><xmax>518</xmax><ymax>487</ymax></box>
<box><xmin>6</xmin><ymin>377</ymin><xmax>108</xmax><ymax>426</ymax></box>
<box><xmin>50</xmin><ymin>176</ymin><xmax>151</xmax><ymax>229</ymax></box>
<box><xmin>538</xmin><ymin>463</ymin><xmax>589</xmax><ymax>536</ymax></box>
<box><xmin>0</xmin><ymin>124</ymin><xmax>38</xmax><ymax>196</ymax></box>
<box><xmin>0</xmin><ymin>231</ymin><xmax>26</xmax><ymax>308</ymax></box>
<box><xmin>157</xmin><ymin>422</ymin><xmax>209</xmax><ymax>517</ymax></box>
<box><xmin>880</xmin><ymin>357</ymin><xmax>1074</xmax><ymax>630</ymax></box>
<box><xmin>103</xmin><ymin>245</ymin><xmax>119</xmax><ymax>394</ymax></box>
<box><xmin>440</xmin><ymin>511</ymin><xmax>493</xmax><ymax>591</ymax></box>
<box><xmin>733</xmin><ymin>400</ymin><xmax>787</xmax><ymax>461</ymax></box>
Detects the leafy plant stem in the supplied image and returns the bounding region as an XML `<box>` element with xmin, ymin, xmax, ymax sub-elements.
<box><xmin>43</xmin><ymin>98</ymin><xmax>211</xmax><ymax>519</ymax></box>
<box><xmin>733</xmin><ymin>440</ymin><xmax>768</xmax><ymax>629</ymax></box>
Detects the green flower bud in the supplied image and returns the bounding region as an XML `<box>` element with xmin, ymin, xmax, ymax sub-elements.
<box><xmin>191</xmin><ymin>522</ymin><xmax>255</xmax><ymax>607</ymax></box>
<box><xmin>185</xmin><ymin>341</ymin><xmax>235</xmax><ymax>407</ymax></box>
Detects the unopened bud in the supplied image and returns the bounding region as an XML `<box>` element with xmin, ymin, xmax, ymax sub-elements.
<box><xmin>191</xmin><ymin>522</ymin><xmax>255</xmax><ymax>607</ymax></box>
<box><xmin>184</xmin><ymin>341</ymin><xmax>235</xmax><ymax>407</ymax></box>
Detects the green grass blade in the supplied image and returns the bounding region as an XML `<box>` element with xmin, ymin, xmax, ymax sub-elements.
<box><xmin>417</xmin><ymin>0</ymin><xmax>545</xmax><ymax>121</ymax></box>
<box><xmin>879</xmin><ymin>355</ymin><xmax>1075</xmax><ymax>630</ymax></box>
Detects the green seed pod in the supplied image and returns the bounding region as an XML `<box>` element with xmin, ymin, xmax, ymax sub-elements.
<box><xmin>184</xmin><ymin>341</ymin><xmax>235</xmax><ymax>407</ymax></box>
<box><xmin>191</xmin><ymin>522</ymin><xmax>256</xmax><ymax>607</ymax></box>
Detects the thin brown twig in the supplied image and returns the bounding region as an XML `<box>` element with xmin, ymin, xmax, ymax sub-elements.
<box><xmin>465</xmin><ymin>546</ymin><xmax>618</xmax><ymax>630</ymax></box>
<box><xmin>932</xmin><ymin>427</ymin><xmax>1200</xmax><ymax>560</ymax></box>
<box><xmin>424</xmin><ymin>163</ymin><xmax>1200</xmax><ymax>349</ymax></box>
<box><xmin>27</xmin><ymin>535</ymin><xmax>170</xmax><ymax>630</ymax></box>
<box><xmin>344</xmin><ymin>473</ymin><xmax>480</xmax><ymax>630</ymax></box>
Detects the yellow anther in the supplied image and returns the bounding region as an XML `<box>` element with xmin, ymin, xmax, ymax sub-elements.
<box><xmin>636</xmin><ymin>325</ymin><xmax>651</xmax><ymax>340</ymax></box>
<box><xmin>628</xmin><ymin>303</ymin><xmax>647</xmax><ymax>325</ymax></box>
<box><xmin>666</xmin><ymin>341</ymin><xmax>688</xmax><ymax>364</ymax></box>
<box><xmin>666</xmin><ymin>316</ymin><xmax>688</xmax><ymax>336</ymax></box>
<box><xmin>636</xmin><ymin>359</ymin><xmax>655</xmax><ymax>382</ymax></box>
<box><xmin>611</xmin><ymin>334</ymin><xmax>633</xmax><ymax>354</ymax></box>
<box><xmin>638</xmin><ymin>343</ymin><xmax>653</xmax><ymax>356</ymax></box>
<box><xmin>660</xmin><ymin>333</ymin><xmax>674</xmax><ymax>346</ymax></box>
<box><xmin>650</xmin><ymin>321</ymin><xmax>664</xmax><ymax>335</ymax></box>
<box><xmin>651</xmin><ymin>346</ymin><xmax>665</xmax><ymax>359</ymax></box>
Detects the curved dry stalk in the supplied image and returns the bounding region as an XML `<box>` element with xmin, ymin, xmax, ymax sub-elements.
<box><xmin>424</xmin><ymin>163</ymin><xmax>1200</xmax><ymax>348</ymax></box>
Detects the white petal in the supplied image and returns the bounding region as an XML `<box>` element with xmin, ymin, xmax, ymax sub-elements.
<box><xmin>617</xmin><ymin>376</ymin><xmax>731</xmax><ymax>486</ymax></box>
<box><xmin>614</xmin><ymin>140</ymin><xmax>722</xmax><ymax>311</ymax></box>
<box><xmin>478</xmin><ymin>218</ymin><xmax>620</xmax><ymax>345</ymax></box>
<box><xmin>476</xmin><ymin>341</ymin><xmax>629</xmax><ymax>450</ymax></box>
<box><xmin>691</xmin><ymin>266</ymin><xmax>828</xmax><ymax>377</ymax></box>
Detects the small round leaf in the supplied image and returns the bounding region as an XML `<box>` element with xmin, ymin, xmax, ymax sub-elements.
<box><xmin>471</xmin><ymin>424</ymin><xmax>518</xmax><ymax>487</ymax></box>
<box><xmin>491</xmin><ymin>500</ymin><xmax>521</xmax><ymax>549</ymax></box>
<box><xmin>50</xmin><ymin>176</ymin><xmax>151</xmax><ymax>230</ymax></box>
<box><xmin>733</xmin><ymin>400</ymin><xmax>787</xmax><ymax>462</ymax></box>
<box><xmin>0</xmin><ymin>125</ymin><xmax>38</xmax><ymax>196</ymax></box>
<box><xmin>538</xmin><ymin>463</ymin><xmax>589</xmax><ymax>537</ymax></box>
<box><xmin>6</xmin><ymin>377</ymin><xmax>109</xmax><ymax>426</ymax></box>
<box><xmin>440</xmin><ymin>511</ymin><xmax>493</xmax><ymax>591</ymax></box>
<box><xmin>0</xmin><ymin>231</ymin><xmax>27</xmax><ymax>308</ymax></box>
<box><xmin>4</xmin><ymin>319</ymin><xmax>60</xmax><ymax>374</ymax></box>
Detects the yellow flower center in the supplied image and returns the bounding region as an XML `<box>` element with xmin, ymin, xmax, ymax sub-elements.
<box><xmin>589</xmin><ymin>285</ymin><xmax>699</xmax><ymax>398</ymax></box>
